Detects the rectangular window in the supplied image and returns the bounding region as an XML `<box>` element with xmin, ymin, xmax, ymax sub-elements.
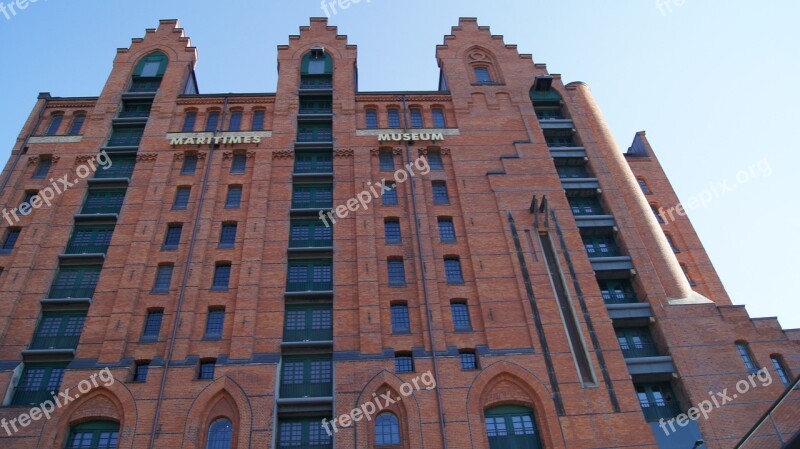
<box><xmin>219</xmin><ymin>222</ymin><xmax>237</xmax><ymax>248</ymax></box>
<box><xmin>199</xmin><ymin>361</ymin><xmax>215</xmax><ymax>380</ymax></box>
<box><xmin>616</xmin><ymin>328</ymin><xmax>659</xmax><ymax>358</ymax></box>
<box><xmin>379</xmin><ymin>150</ymin><xmax>395</xmax><ymax>171</ymax></box>
<box><xmin>286</xmin><ymin>259</ymin><xmax>333</xmax><ymax>292</ymax></box>
<box><xmin>65</xmin><ymin>226</ymin><xmax>114</xmax><ymax>255</ymax></box>
<box><xmin>212</xmin><ymin>263</ymin><xmax>232</xmax><ymax>290</ymax></box>
<box><xmin>182</xmin><ymin>111</ymin><xmax>197</xmax><ymax>132</ymax></box>
<box><xmin>384</xmin><ymin>220</ymin><xmax>401</xmax><ymax>244</ymax></box>
<box><xmin>737</xmin><ymin>342</ymin><xmax>759</xmax><ymax>373</ymax></box>
<box><xmin>445</xmin><ymin>258</ymin><xmax>464</xmax><ymax>284</ymax></box>
<box><xmin>45</xmin><ymin>115</ymin><xmax>63</xmax><ymax>136</ymax></box>
<box><xmin>297</xmin><ymin>124</ymin><xmax>332</xmax><ymax>142</ymax></box>
<box><xmin>635</xmin><ymin>383</ymin><xmax>680</xmax><ymax>422</ymax></box>
<box><xmin>395</xmin><ymin>354</ymin><xmax>414</xmax><ymax>373</ymax></box>
<box><xmin>49</xmin><ymin>265</ymin><xmax>102</xmax><ymax>299</ymax></box>
<box><xmin>387</xmin><ymin>259</ymin><xmax>406</xmax><ymax>286</ymax></box>
<box><xmin>460</xmin><ymin>352</ymin><xmax>478</xmax><ymax>370</ymax></box>
<box><xmin>225</xmin><ymin>185</ymin><xmax>242</xmax><ymax>208</ymax></box>
<box><xmin>438</xmin><ymin>218</ymin><xmax>456</xmax><ymax>243</ymax></box>
<box><xmin>388</xmin><ymin>109</ymin><xmax>400</xmax><ymax>128</ymax></box>
<box><xmin>474</xmin><ymin>67</ymin><xmax>492</xmax><ymax>83</ymax></box>
<box><xmin>33</xmin><ymin>157</ymin><xmax>52</xmax><ymax>179</ymax></box>
<box><xmin>664</xmin><ymin>234</ymin><xmax>680</xmax><ymax>252</ymax></box>
<box><xmin>205</xmin><ymin>309</ymin><xmax>225</xmax><ymax>338</ymax></box>
<box><xmin>228</xmin><ymin>111</ymin><xmax>242</xmax><ymax>131</ymax></box>
<box><xmin>599</xmin><ymin>279</ymin><xmax>637</xmax><ymax>304</ymax></box>
<box><xmin>428</xmin><ymin>151</ymin><xmax>444</xmax><ymax>170</ymax></box>
<box><xmin>771</xmin><ymin>356</ymin><xmax>792</xmax><ymax>386</ymax></box>
<box><xmin>95</xmin><ymin>154</ymin><xmax>136</xmax><ymax>179</ymax></box>
<box><xmin>681</xmin><ymin>264</ymin><xmax>696</xmax><ymax>286</ymax></box>
<box><xmin>366</xmin><ymin>109</ymin><xmax>378</xmax><ymax>129</ymax></box>
<box><xmin>143</xmin><ymin>310</ymin><xmax>163</xmax><ymax>339</ymax></box>
<box><xmin>390</xmin><ymin>304</ymin><xmax>410</xmax><ymax>333</ymax></box>
<box><xmin>162</xmin><ymin>224</ymin><xmax>183</xmax><ymax>250</ymax></box>
<box><xmin>283</xmin><ymin>305</ymin><xmax>333</xmax><ymax>342</ymax></box>
<box><xmin>251</xmin><ymin>110</ymin><xmax>265</xmax><ymax>131</ymax></box>
<box><xmin>181</xmin><ymin>153</ymin><xmax>198</xmax><ymax>175</ymax></box>
<box><xmin>134</xmin><ymin>363</ymin><xmax>149</xmax><ymax>382</ymax></box>
<box><xmin>545</xmin><ymin>134</ymin><xmax>575</xmax><ymax>147</ymax></box>
<box><xmin>152</xmin><ymin>265</ymin><xmax>173</xmax><ymax>293</ymax></box>
<box><xmin>278</xmin><ymin>419</ymin><xmax>332</xmax><ymax>449</ymax></box>
<box><xmin>68</xmin><ymin>115</ymin><xmax>85</xmax><ymax>136</ymax></box>
<box><xmin>231</xmin><ymin>153</ymin><xmax>247</xmax><ymax>174</ymax></box>
<box><xmin>569</xmin><ymin>197</ymin><xmax>604</xmax><ymax>215</ymax></box>
<box><xmin>108</xmin><ymin>126</ymin><xmax>144</xmax><ymax>147</ymax></box>
<box><xmin>556</xmin><ymin>165</ymin><xmax>590</xmax><ymax>178</ymax></box>
<box><xmin>280</xmin><ymin>356</ymin><xmax>333</xmax><ymax>399</ymax></box>
<box><xmin>432</xmin><ymin>108</ymin><xmax>446</xmax><ymax>128</ymax></box>
<box><xmin>12</xmin><ymin>364</ymin><xmax>67</xmax><ymax>406</ymax></box>
<box><xmin>583</xmin><ymin>235</ymin><xmax>620</xmax><ymax>257</ymax></box>
<box><xmin>289</xmin><ymin>220</ymin><xmax>333</xmax><ymax>248</ymax></box>
<box><xmin>410</xmin><ymin>109</ymin><xmax>423</xmax><ymax>128</ymax></box>
<box><xmin>1</xmin><ymin>228</ymin><xmax>20</xmax><ymax>252</ymax></box>
<box><xmin>205</xmin><ymin>111</ymin><xmax>220</xmax><ymax>131</ymax></box>
<box><xmin>292</xmin><ymin>184</ymin><xmax>333</xmax><ymax>209</ymax></box>
<box><xmin>121</xmin><ymin>101</ymin><xmax>152</xmax><ymax>118</ymax></box>
<box><xmin>30</xmin><ymin>312</ymin><xmax>86</xmax><ymax>350</ymax></box>
<box><xmin>382</xmin><ymin>182</ymin><xmax>398</xmax><ymax>205</ymax></box>
<box><xmin>432</xmin><ymin>182</ymin><xmax>449</xmax><ymax>204</ymax></box>
<box><xmin>638</xmin><ymin>178</ymin><xmax>652</xmax><ymax>194</ymax></box>
<box><xmin>451</xmin><ymin>302</ymin><xmax>472</xmax><ymax>330</ymax></box>
<box><xmin>81</xmin><ymin>188</ymin><xmax>126</xmax><ymax>215</ymax></box>
<box><xmin>173</xmin><ymin>187</ymin><xmax>190</xmax><ymax>210</ymax></box>
<box><xmin>294</xmin><ymin>151</ymin><xmax>333</xmax><ymax>174</ymax></box>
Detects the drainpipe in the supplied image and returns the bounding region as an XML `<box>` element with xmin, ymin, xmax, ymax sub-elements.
<box><xmin>400</xmin><ymin>94</ymin><xmax>449</xmax><ymax>449</ymax></box>
<box><xmin>0</xmin><ymin>93</ymin><xmax>50</xmax><ymax>195</ymax></box>
<box><xmin>148</xmin><ymin>97</ymin><xmax>230</xmax><ymax>449</ymax></box>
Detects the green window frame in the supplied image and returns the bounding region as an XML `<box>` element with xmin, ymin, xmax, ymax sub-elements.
<box><xmin>12</xmin><ymin>363</ymin><xmax>67</xmax><ymax>406</ymax></box>
<box><xmin>280</xmin><ymin>355</ymin><xmax>333</xmax><ymax>398</ymax></box>
<box><xmin>299</xmin><ymin>98</ymin><xmax>333</xmax><ymax>114</ymax></box>
<box><xmin>286</xmin><ymin>259</ymin><xmax>333</xmax><ymax>292</ymax></box>
<box><xmin>568</xmin><ymin>197</ymin><xmax>604</xmax><ymax>216</ymax></box>
<box><xmin>278</xmin><ymin>418</ymin><xmax>332</xmax><ymax>449</ymax></box>
<box><xmin>65</xmin><ymin>225</ymin><xmax>114</xmax><ymax>255</ymax></box>
<box><xmin>484</xmin><ymin>405</ymin><xmax>543</xmax><ymax>449</ymax></box>
<box><xmin>108</xmin><ymin>125</ymin><xmax>144</xmax><ymax>147</ymax></box>
<box><xmin>283</xmin><ymin>304</ymin><xmax>333</xmax><ymax>342</ymax></box>
<box><xmin>30</xmin><ymin>311</ymin><xmax>86</xmax><ymax>350</ymax></box>
<box><xmin>294</xmin><ymin>151</ymin><xmax>333</xmax><ymax>174</ymax></box>
<box><xmin>291</xmin><ymin>184</ymin><xmax>333</xmax><ymax>209</ymax></box>
<box><xmin>635</xmin><ymin>383</ymin><xmax>680</xmax><ymax>422</ymax></box>
<box><xmin>297</xmin><ymin>124</ymin><xmax>332</xmax><ymax>142</ymax></box>
<box><xmin>49</xmin><ymin>265</ymin><xmax>102</xmax><ymax>299</ymax></box>
<box><xmin>94</xmin><ymin>154</ymin><xmax>136</xmax><ymax>179</ymax></box>
<box><xmin>582</xmin><ymin>235</ymin><xmax>620</xmax><ymax>257</ymax></box>
<box><xmin>120</xmin><ymin>101</ymin><xmax>152</xmax><ymax>118</ymax></box>
<box><xmin>289</xmin><ymin>219</ymin><xmax>332</xmax><ymax>248</ymax></box>
<box><xmin>556</xmin><ymin>164</ymin><xmax>590</xmax><ymax>179</ymax></box>
<box><xmin>616</xmin><ymin>327</ymin><xmax>659</xmax><ymax>358</ymax></box>
<box><xmin>81</xmin><ymin>188</ymin><xmax>126</xmax><ymax>215</ymax></box>
<box><xmin>598</xmin><ymin>279</ymin><xmax>637</xmax><ymax>304</ymax></box>
<box><xmin>66</xmin><ymin>420</ymin><xmax>119</xmax><ymax>449</ymax></box>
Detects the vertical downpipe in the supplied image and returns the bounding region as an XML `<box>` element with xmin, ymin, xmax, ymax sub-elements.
<box><xmin>148</xmin><ymin>98</ymin><xmax>230</xmax><ymax>449</ymax></box>
<box><xmin>401</xmin><ymin>95</ymin><xmax>449</xmax><ymax>449</ymax></box>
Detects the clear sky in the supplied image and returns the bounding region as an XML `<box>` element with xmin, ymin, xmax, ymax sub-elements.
<box><xmin>1</xmin><ymin>0</ymin><xmax>798</xmax><ymax>327</ymax></box>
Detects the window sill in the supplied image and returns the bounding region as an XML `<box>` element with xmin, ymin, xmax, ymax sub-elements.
<box><xmin>161</xmin><ymin>246</ymin><xmax>178</xmax><ymax>251</ymax></box>
<box><xmin>171</xmin><ymin>207</ymin><xmax>188</xmax><ymax>211</ymax></box>
<box><xmin>388</xmin><ymin>284</ymin><xmax>407</xmax><ymax>288</ymax></box>
<box><xmin>218</xmin><ymin>244</ymin><xmax>235</xmax><ymax>249</ymax></box>
<box><xmin>447</xmin><ymin>281</ymin><xmax>465</xmax><ymax>285</ymax></box>
<box><xmin>434</xmin><ymin>202</ymin><xmax>451</xmax><ymax>206</ymax></box>
<box><xmin>392</xmin><ymin>331</ymin><xmax>411</xmax><ymax>335</ymax></box>
<box><xmin>224</xmin><ymin>206</ymin><xmax>241</xmax><ymax>210</ymax></box>
<box><xmin>454</xmin><ymin>327</ymin><xmax>473</xmax><ymax>333</ymax></box>
<box><xmin>139</xmin><ymin>337</ymin><xmax>159</xmax><ymax>344</ymax></box>
<box><xmin>0</xmin><ymin>249</ymin><xmax>12</xmax><ymax>254</ymax></box>
<box><xmin>150</xmin><ymin>290</ymin><xmax>169</xmax><ymax>295</ymax></box>
<box><xmin>203</xmin><ymin>335</ymin><xmax>222</xmax><ymax>341</ymax></box>
<box><xmin>440</xmin><ymin>240</ymin><xmax>457</xmax><ymax>244</ymax></box>
<box><xmin>210</xmin><ymin>287</ymin><xmax>229</xmax><ymax>292</ymax></box>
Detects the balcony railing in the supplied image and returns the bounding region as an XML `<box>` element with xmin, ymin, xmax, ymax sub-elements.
<box><xmin>640</xmin><ymin>400</ymin><xmax>681</xmax><ymax>422</ymax></box>
<box><xmin>48</xmin><ymin>286</ymin><xmax>96</xmax><ymax>299</ymax></box>
<box><xmin>602</xmin><ymin>291</ymin><xmax>638</xmax><ymax>304</ymax></box>
<box><xmin>283</xmin><ymin>327</ymin><xmax>333</xmax><ymax>343</ymax></box>
<box><xmin>64</xmin><ymin>242</ymin><xmax>110</xmax><ymax>255</ymax></box>
<box><xmin>585</xmin><ymin>245</ymin><xmax>622</xmax><ymax>258</ymax></box>
<box><xmin>297</xmin><ymin>129</ymin><xmax>333</xmax><ymax>143</ymax></box>
<box><xmin>107</xmin><ymin>132</ymin><xmax>143</xmax><ymax>147</ymax></box>
<box><xmin>300</xmin><ymin>75</ymin><xmax>333</xmax><ymax>89</ymax></box>
<box><xmin>94</xmin><ymin>166</ymin><xmax>135</xmax><ymax>179</ymax></box>
<box><xmin>29</xmin><ymin>335</ymin><xmax>80</xmax><ymax>350</ymax></box>
<box><xmin>280</xmin><ymin>381</ymin><xmax>333</xmax><ymax>399</ymax></box>
<box><xmin>80</xmin><ymin>204</ymin><xmax>123</xmax><ymax>215</ymax></box>
<box><xmin>294</xmin><ymin>159</ymin><xmax>333</xmax><ymax>174</ymax></box>
<box><xmin>129</xmin><ymin>78</ymin><xmax>161</xmax><ymax>93</ymax></box>
<box><xmin>299</xmin><ymin>104</ymin><xmax>333</xmax><ymax>115</ymax></box>
<box><xmin>620</xmin><ymin>341</ymin><xmax>660</xmax><ymax>358</ymax></box>
<box><xmin>12</xmin><ymin>389</ymin><xmax>55</xmax><ymax>407</ymax></box>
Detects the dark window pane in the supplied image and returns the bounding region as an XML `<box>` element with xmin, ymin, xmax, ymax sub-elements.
<box><xmin>388</xmin><ymin>109</ymin><xmax>400</xmax><ymax>128</ymax></box>
<box><xmin>432</xmin><ymin>109</ymin><xmax>446</xmax><ymax>128</ymax></box>
<box><xmin>163</xmin><ymin>225</ymin><xmax>183</xmax><ymax>249</ymax></box>
<box><xmin>199</xmin><ymin>362</ymin><xmax>215</xmax><ymax>380</ymax></box>
<box><xmin>388</xmin><ymin>259</ymin><xmax>406</xmax><ymax>286</ymax></box>
<box><xmin>45</xmin><ymin>115</ymin><xmax>62</xmax><ymax>136</ymax></box>
<box><xmin>410</xmin><ymin>109</ymin><xmax>423</xmax><ymax>128</ymax></box>
<box><xmin>366</xmin><ymin>109</ymin><xmax>378</xmax><ymax>129</ymax></box>
<box><xmin>143</xmin><ymin>311</ymin><xmax>163</xmax><ymax>337</ymax></box>
<box><xmin>173</xmin><ymin>187</ymin><xmax>190</xmax><ymax>210</ymax></box>
<box><xmin>205</xmin><ymin>309</ymin><xmax>225</xmax><ymax>337</ymax></box>
<box><xmin>252</xmin><ymin>110</ymin><xmax>265</xmax><ymax>131</ymax></box>
<box><xmin>395</xmin><ymin>355</ymin><xmax>414</xmax><ymax>373</ymax></box>
<box><xmin>384</xmin><ymin>220</ymin><xmax>401</xmax><ymax>244</ymax></box>
<box><xmin>379</xmin><ymin>150</ymin><xmax>394</xmax><ymax>171</ymax></box>
<box><xmin>460</xmin><ymin>352</ymin><xmax>478</xmax><ymax>370</ymax></box>
<box><xmin>375</xmin><ymin>413</ymin><xmax>401</xmax><ymax>445</ymax></box>
<box><xmin>228</xmin><ymin>111</ymin><xmax>242</xmax><ymax>131</ymax></box>
<box><xmin>182</xmin><ymin>111</ymin><xmax>196</xmax><ymax>132</ymax></box>
<box><xmin>153</xmin><ymin>265</ymin><xmax>173</xmax><ymax>292</ymax></box>
<box><xmin>134</xmin><ymin>363</ymin><xmax>149</xmax><ymax>382</ymax></box>
<box><xmin>474</xmin><ymin>67</ymin><xmax>492</xmax><ymax>83</ymax></box>
<box><xmin>225</xmin><ymin>186</ymin><xmax>242</xmax><ymax>208</ymax></box>
<box><xmin>438</xmin><ymin>218</ymin><xmax>456</xmax><ymax>242</ymax></box>
<box><xmin>206</xmin><ymin>111</ymin><xmax>220</xmax><ymax>131</ymax></box>
<box><xmin>231</xmin><ymin>153</ymin><xmax>247</xmax><ymax>173</ymax></box>
<box><xmin>451</xmin><ymin>303</ymin><xmax>471</xmax><ymax>329</ymax></box>
<box><xmin>220</xmin><ymin>223</ymin><xmax>237</xmax><ymax>247</ymax></box>
<box><xmin>2</xmin><ymin>229</ymin><xmax>20</xmax><ymax>250</ymax></box>
<box><xmin>33</xmin><ymin>158</ymin><xmax>52</xmax><ymax>178</ymax></box>
<box><xmin>182</xmin><ymin>154</ymin><xmax>198</xmax><ymax>174</ymax></box>
<box><xmin>213</xmin><ymin>264</ymin><xmax>231</xmax><ymax>290</ymax></box>
<box><xmin>69</xmin><ymin>115</ymin><xmax>86</xmax><ymax>136</ymax></box>
<box><xmin>382</xmin><ymin>183</ymin><xmax>398</xmax><ymax>205</ymax></box>
<box><xmin>391</xmin><ymin>304</ymin><xmax>410</xmax><ymax>333</ymax></box>
<box><xmin>445</xmin><ymin>258</ymin><xmax>463</xmax><ymax>284</ymax></box>
<box><xmin>432</xmin><ymin>182</ymin><xmax>449</xmax><ymax>204</ymax></box>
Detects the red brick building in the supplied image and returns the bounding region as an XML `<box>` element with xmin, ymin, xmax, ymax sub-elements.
<box><xmin>0</xmin><ymin>17</ymin><xmax>797</xmax><ymax>449</ymax></box>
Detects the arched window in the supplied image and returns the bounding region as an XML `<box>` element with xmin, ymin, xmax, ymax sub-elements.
<box><xmin>69</xmin><ymin>113</ymin><xmax>86</xmax><ymax>136</ymax></box>
<box><xmin>66</xmin><ymin>420</ymin><xmax>119</xmax><ymax>449</ymax></box>
<box><xmin>300</xmin><ymin>49</ymin><xmax>333</xmax><ymax>89</ymax></box>
<box><xmin>432</xmin><ymin>108</ymin><xmax>446</xmax><ymax>128</ymax></box>
<box><xmin>484</xmin><ymin>405</ymin><xmax>542</xmax><ymax>449</ymax></box>
<box><xmin>131</xmin><ymin>51</ymin><xmax>168</xmax><ymax>93</ymax></box>
<box><xmin>375</xmin><ymin>412</ymin><xmax>401</xmax><ymax>446</ymax></box>
<box><xmin>206</xmin><ymin>418</ymin><xmax>233</xmax><ymax>449</ymax></box>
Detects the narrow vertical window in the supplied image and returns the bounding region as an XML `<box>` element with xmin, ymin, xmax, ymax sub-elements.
<box><xmin>366</xmin><ymin>108</ymin><xmax>378</xmax><ymax>129</ymax></box>
<box><xmin>432</xmin><ymin>181</ymin><xmax>449</xmax><ymax>204</ymax></box>
<box><xmin>427</xmin><ymin>151</ymin><xmax>444</xmax><ymax>170</ymax></box>
<box><xmin>638</xmin><ymin>178</ymin><xmax>652</xmax><ymax>194</ymax></box>
<box><xmin>68</xmin><ymin>114</ymin><xmax>86</xmax><ymax>135</ymax></box>
<box><xmin>205</xmin><ymin>308</ymin><xmax>225</xmax><ymax>338</ymax></box>
<box><xmin>162</xmin><ymin>224</ymin><xmax>183</xmax><ymax>250</ymax></box>
<box><xmin>182</xmin><ymin>111</ymin><xmax>197</xmax><ymax>132</ymax></box>
<box><xmin>771</xmin><ymin>356</ymin><xmax>792</xmax><ymax>386</ymax></box>
<box><xmin>664</xmin><ymin>233</ymin><xmax>680</xmax><ymax>252</ymax></box>
<box><xmin>45</xmin><ymin>114</ymin><xmax>63</xmax><ymax>136</ymax></box>
<box><xmin>736</xmin><ymin>342</ymin><xmax>759</xmax><ymax>373</ymax></box>
<box><xmin>173</xmin><ymin>187</ymin><xmax>191</xmax><ymax>210</ymax></box>
<box><xmin>213</xmin><ymin>263</ymin><xmax>232</xmax><ymax>290</ymax></box>
<box><xmin>142</xmin><ymin>310</ymin><xmax>164</xmax><ymax>339</ymax></box>
<box><xmin>390</xmin><ymin>303</ymin><xmax>410</xmax><ymax>334</ymax></box>
<box><xmin>375</xmin><ymin>413</ymin><xmax>401</xmax><ymax>446</ymax></box>
<box><xmin>382</xmin><ymin>182</ymin><xmax>398</xmax><ymax>205</ymax></box>
<box><xmin>388</xmin><ymin>109</ymin><xmax>401</xmax><ymax>128</ymax></box>
<box><xmin>228</xmin><ymin>110</ymin><xmax>242</xmax><ymax>131</ymax></box>
<box><xmin>181</xmin><ymin>153</ymin><xmax>198</xmax><ymax>174</ymax></box>
<box><xmin>225</xmin><ymin>186</ymin><xmax>242</xmax><ymax>208</ymax></box>
<box><xmin>444</xmin><ymin>257</ymin><xmax>464</xmax><ymax>284</ymax></box>
<box><xmin>410</xmin><ymin>108</ymin><xmax>423</xmax><ymax>128</ymax></box>
<box><xmin>231</xmin><ymin>152</ymin><xmax>247</xmax><ymax>174</ymax></box>
<box><xmin>384</xmin><ymin>219</ymin><xmax>401</xmax><ymax>244</ymax></box>
<box><xmin>207</xmin><ymin>418</ymin><xmax>233</xmax><ymax>449</ymax></box>
<box><xmin>152</xmin><ymin>264</ymin><xmax>174</xmax><ymax>292</ymax></box>
<box><xmin>199</xmin><ymin>360</ymin><xmax>216</xmax><ymax>380</ymax></box>
<box><xmin>474</xmin><ymin>67</ymin><xmax>492</xmax><ymax>83</ymax></box>
<box><xmin>33</xmin><ymin>157</ymin><xmax>52</xmax><ymax>179</ymax></box>
<box><xmin>219</xmin><ymin>222</ymin><xmax>237</xmax><ymax>248</ymax></box>
<box><xmin>251</xmin><ymin>110</ymin><xmax>265</xmax><ymax>131</ymax></box>
<box><xmin>387</xmin><ymin>259</ymin><xmax>406</xmax><ymax>286</ymax></box>
<box><xmin>1</xmin><ymin>228</ymin><xmax>20</xmax><ymax>252</ymax></box>
<box><xmin>432</xmin><ymin>108</ymin><xmax>446</xmax><ymax>128</ymax></box>
<box><xmin>379</xmin><ymin>150</ymin><xmax>394</xmax><ymax>171</ymax></box>
<box><xmin>451</xmin><ymin>302</ymin><xmax>472</xmax><ymax>330</ymax></box>
<box><xmin>134</xmin><ymin>362</ymin><xmax>149</xmax><ymax>382</ymax></box>
<box><xmin>438</xmin><ymin>218</ymin><xmax>456</xmax><ymax>243</ymax></box>
<box><xmin>206</xmin><ymin>111</ymin><xmax>220</xmax><ymax>132</ymax></box>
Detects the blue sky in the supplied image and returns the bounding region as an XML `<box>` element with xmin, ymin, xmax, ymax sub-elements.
<box><xmin>1</xmin><ymin>0</ymin><xmax>798</xmax><ymax>327</ymax></box>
